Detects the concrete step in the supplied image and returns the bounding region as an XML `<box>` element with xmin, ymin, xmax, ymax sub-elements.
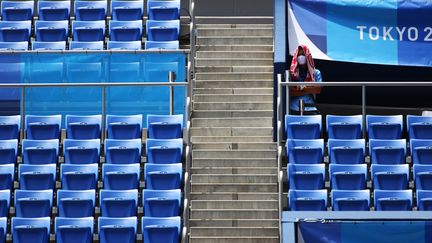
<box><xmin>195</xmin><ymin>65</ymin><xmax>274</xmax><ymax>73</ymax></box>
<box><xmin>191</xmin><ymin>167</ymin><xmax>277</xmax><ymax>175</ymax></box>
<box><xmin>196</xmin><ymin>58</ymin><xmax>273</xmax><ymax>66</ymax></box>
<box><xmin>191</xmin><ymin>127</ymin><xmax>273</xmax><ymax>137</ymax></box>
<box><xmin>191</xmin><ymin>136</ymin><xmax>272</xmax><ymax>143</ymax></box>
<box><xmin>197</xmin><ymin>51</ymin><xmax>273</xmax><ymax>59</ymax></box>
<box><xmin>192</xmin><ymin>142</ymin><xmax>276</xmax><ymax>150</ymax></box>
<box><xmin>190</xmin><ymin>209</ymin><xmax>278</xmax><ymax>219</ymax></box>
<box><xmin>197</xmin><ymin>45</ymin><xmax>274</xmax><ymax>52</ymax></box>
<box><xmin>192</xmin><ymin>174</ymin><xmax>277</xmax><ymax>183</ymax></box>
<box><xmin>190</xmin><ymin>192</ymin><xmax>278</xmax><ymax>200</ymax></box>
<box><xmin>197</xmin><ymin>24</ymin><xmax>274</xmax><ymax>29</ymax></box>
<box><xmin>197</xmin><ymin>36</ymin><xmax>273</xmax><ymax>45</ymax></box>
<box><xmin>194</xmin><ymin>88</ymin><xmax>273</xmax><ymax>95</ymax></box>
<box><xmin>196</xmin><ymin>72</ymin><xmax>273</xmax><ymax>80</ymax></box>
<box><xmin>190</xmin><ymin>227</ymin><xmax>279</xmax><ymax>237</ymax></box>
<box><xmin>194</xmin><ymin>94</ymin><xmax>273</xmax><ymax>102</ymax></box>
<box><xmin>189</xmin><ymin>219</ymin><xmax>278</xmax><ymax>227</ymax></box>
<box><xmin>192</xmin><ymin>117</ymin><xmax>272</xmax><ymax>127</ymax></box>
<box><xmin>198</xmin><ymin>28</ymin><xmax>273</xmax><ymax>37</ymax></box>
<box><xmin>191</xmin><ymin>183</ymin><xmax>277</xmax><ymax>193</ymax></box>
<box><xmin>195</xmin><ymin>80</ymin><xmax>273</xmax><ymax>88</ymax></box>
<box><xmin>190</xmin><ymin>236</ymin><xmax>279</xmax><ymax>243</ymax></box>
<box><xmin>192</xmin><ymin>150</ymin><xmax>276</xmax><ymax>159</ymax></box>
<box><xmin>192</xmin><ymin>158</ymin><xmax>277</xmax><ymax>168</ymax></box>
<box><xmin>192</xmin><ymin>110</ymin><xmax>273</xmax><ymax>118</ymax></box>
<box><xmin>194</xmin><ymin>102</ymin><xmax>273</xmax><ymax>110</ymax></box>
<box><xmin>192</xmin><ymin>200</ymin><xmax>278</xmax><ymax>210</ymax></box>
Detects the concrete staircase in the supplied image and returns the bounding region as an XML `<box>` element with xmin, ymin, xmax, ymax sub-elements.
<box><xmin>189</xmin><ymin>23</ymin><xmax>278</xmax><ymax>243</ymax></box>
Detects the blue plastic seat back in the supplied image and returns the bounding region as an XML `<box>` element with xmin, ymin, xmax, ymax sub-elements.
<box><xmin>32</xmin><ymin>41</ymin><xmax>66</xmax><ymax>50</ymax></box>
<box><xmin>25</xmin><ymin>115</ymin><xmax>61</xmax><ymax>140</ymax></box>
<box><xmin>12</xmin><ymin>217</ymin><xmax>50</xmax><ymax>243</ymax></box>
<box><xmin>407</xmin><ymin>115</ymin><xmax>432</xmax><ymax>139</ymax></box>
<box><xmin>106</xmin><ymin>115</ymin><xmax>143</xmax><ymax>139</ymax></box>
<box><xmin>145</xmin><ymin>163</ymin><xmax>182</xmax><ymax>190</ymax></box>
<box><xmin>75</xmin><ymin>0</ymin><xmax>107</xmax><ymax>21</ymax></box>
<box><xmin>328</xmin><ymin>139</ymin><xmax>365</xmax><ymax>164</ymax></box>
<box><xmin>147</xmin><ymin>114</ymin><xmax>183</xmax><ymax>139</ymax></box>
<box><xmin>142</xmin><ymin>216</ymin><xmax>181</xmax><ymax>243</ymax></box>
<box><xmin>109</xmin><ymin>20</ymin><xmax>142</xmax><ymax>41</ymax></box>
<box><xmin>107</xmin><ymin>41</ymin><xmax>142</xmax><ymax>50</ymax></box>
<box><xmin>374</xmin><ymin>189</ymin><xmax>412</xmax><ymax>211</ymax></box>
<box><xmin>371</xmin><ymin>164</ymin><xmax>409</xmax><ymax>190</ymax></box>
<box><xmin>0</xmin><ymin>21</ymin><xmax>31</xmax><ymax>42</ymax></box>
<box><xmin>286</xmin><ymin>139</ymin><xmax>324</xmax><ymax>164</ymax></box>
<box><xmin>0</xmin><ymin>115</ymin><xmax>20</xmax><ymax>139</ymax></box>
<box><xmin>145</xmin><ymin>40</ymin><xmax>179</xmax><ymax>50</ymax></box>
<box><xmin>55</xmin><ymin>217</ymin><xmax>94</xmax><ymax>243</ymax></box>
<box><xmin>19</xmin><ymin>164</ymin><xmax>56</xmax><ymax>190</ymax></box>
<box><xmin>366</xmin><ymin>115</ymin><xmax>403</xmax><ymax>139</ymax></box>
<box><xmin>0</xmin><ymin>190</ymin><xmax>10</xmax><ymax>217</ymax></box>
<box><xmin>61</xmin><ymin>164</ymin><xmax>98</xmax><ymax>190</ymax></box>
<box><xmin>35</xmin><ymin>20</ymin><xmax>69</xmax><ymax>42</ymax></box>
<box><xmin>143</xmin><ymin>189</ymin><xmax>181</xmax><ymax>217</ymax></box>
<box><xmin>411</xmin><ymin>139</ymin><xmax>432</xmax><ymax>165</ymax></box>
<box><xmin>38</xmin><ymin>1</ymin><xmax>70</xmax><ymax>21</ymax></box>
<box><xmin>146</xmin><ymin>138</ymin><xmax>183</xmax><ymax>164</ymax></box>
<box><xmin>332</xmin><ymin>189</ymin><xmax>370</xmax><ymax>211</ymax></box>
<box><xmin>0</xmin><ymin>217</ymin><xmax>6</xmax><ymax>243</ymax></box>
<box><xmin>0</xmin><ymin>139</ymin><xmax>18</xmax><ymax>165</ymax></box>
<box><xmin>326</xmin><ymin>115</ymin><xmax>363</xmax><ymax>139</ymax></box>
<box><xmin>0</xmin><ymin>164</ymin><xmax>14</xmax><ymax>190</ymax></box>
<box><xmin>288</xmin><ymin>164</ymin><xmax>325</xmax><ymax>190</ymax></box>
<box><xmin>105</xmin><ymin>139</ymin><xmax>142</xmax><ymax>164</ymax></box>
<box><xmin>70</xmin><ymin>41</ymin><xmax>104</xmax><ymax>50</ymax></box>
<box><xmin>57</xmin><ymin>190</ymin><xmax>95</xmax><ymax>218</ymax></box>
<box><xmin>285</xmin><ymin>115</ymin><xmax>322</xmax><ymax>139</ymax></box>
<box><xmin>111</xmin><ymin>1</ymin><xmax>143</xmax><ymax>21</ymax></box>
<box><xmin>98</xmin><ymin>217</ymin><xmax>137</xmax><ymax>243</ymax></box>
<box><xmin>417</xmin><ymin>190</ymin><xmax>432</xmax><ymax>211</ymax></box>
<box><xmin>100</xmin><ymin>189</ymin><xmax>138</xmax><ymax>217</ymax></box>
<box><xmin>1</xmin><ymin>1</ymin><xmax>34</xmax><ymax>21</ymax></box>
<box><xmin>289</xmin><ymin>189</ymin><xmax>327</xmax><ymax>211</ymax></box>
<box><xmin>22</xmin><ymin>139</ymin><xmax>59</xmax><ymax>165</ymax></box>
<box><xmin>369</xmin><ymin>139</ymin><xmax>406</xmax><ymax>165</ymax></box>
<box><xmin>0</xmin><ymin>41</ymin><xmax>28</xmax><ymax>50</ymax></box>
<box><xmin>413</xmin><ymin>165</ymin><xmax>432</xmax><ymax>190</ymax></box>
<box><xmin>330</xmin><ymin>164</ymin><xmax>367</xmax><ymax>190</ymax></box>
<box><xmin>146</xmin><ymin>20</ymin><xmax>180</xmax><ymax>41</ymax></box>
<box><xmin>64</xmin><ymin>139</ymin><xmax>100</xmax><ymax>164</ymax></box>
<box><xmin>14</xmin><ymin>189</ymin><xmax>53</xmax><ymax>218</ymax></box>
<box><xmin>72</xmin><ymin>21</ymin><xmax>105</xmax><ymax>42</ymax></box>
<box><xmin>147</xmin><ymin>0</ymin><xmax>180</xmax><ymax>20</ymax></box>
<box><xmin>102</xmin><ymin>164</ymin><xmax>140</xmax><ymax>190</ymax></box>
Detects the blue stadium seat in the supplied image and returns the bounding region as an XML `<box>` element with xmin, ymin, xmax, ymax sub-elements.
<box><xmin>100</xmin><ymin>189</ymin><xmax>138</xmax><ymax>217</ymax></box>
<box><xmin>146</xmin><ymin>20</ymin><xmax>180</xmax><ymax>41</ymax></box>
<box><xmin>107</xmin><ymin>41</ymin><xmax>141</xmax><ymax>50</ymax></box>
<box><xmin>111</xmin><ymin>1</ymin><xmax>143</xmax><ymax>21</ymax></box>
<box><xmin>146</xmin><ymin>138</ymin><xmax>183</xmax><ymax>164</ymax></box>
<box><xmin>147</xmin><ymin>114</ymin><xmax>183</xmax><ymax>139</ymax></box>
<box><xmin>38</xmin><ymin>1</ymin><xmax>70</xmax><ymax>21</ymax></box>
<box><xmin>12</xmin><ymin>217</ymin><xmax>50</xmax><ymax>243</ymax></box>
<box><xmin>374</xmin><ymin>189</ymin><xmax>412</xmax><ymax>211</ymax></box>
<box><xmin>1</xmin><ymin>1</ymin><xmax>34</xmax><ymax>21</ymax></box>
<box><xmin>417</xmin><ymin>190</ymin><xmax>432</xmax><ymax>211</ymax></box>
<box><xmin>369</xmin><ymin>139</ymin><xmax>406</xmax><ymax>165</ymax></box>
<box><xmin>332</xmin><ymin>189</ymin><xmax>370</xmax><ymax>211</ymax></box>
<box><xmin>143</xmin><ymin>189</ymin><xmax>181</xmax><ymax>217</ymax></box>
<box><xmin>288</xmin><ymin>164</ymin><xmax>325</xmax><ymax>190</ymax></box>
<box><xmin>22</xmin><ymin>139</ymin><xmax>59</xmax><ymax>165</ymax></box>
<box><xmin>19</xmin><ymin>164</ymin><xmax>56</xmax><ymax>190</ymax></box>
<box><xmin>0</xmin><ymin>115</ymin><xmax>20</xmax><ymax>140</ymax></box>
<box><xmin>57</xmin><ymin>190</ymin><xmax>95</xmax><ymax>218</ymax></box>
<box><xmin>0</xmin><ymin>190</ymin><xmax>10</xmax><ymax>217</ymax></box>
<box><xmin>32</xmin><ymin>41</ymin><xmax>66</xmax><ymax>50</ymax></box>
<box><xmin>35</xmin><ymin>20</ymin><xmax>69</xmax><ymax>42</ymax></box>
<box><xmin>0</xmin><ymin>217</ymin><xmax>5</xmax><ymax>243</ymax></box>
<box><xmin>286</xmin><ymin>139</ymin><xmax>324</xmax><ymax>164</ymax></box>
<box><xmin>329</xmin><ymin>164</ymin><xmax>367</xmax><ymax>190</ymax></box>
<box><xmin>371</xmin><ymin>164</ymin><xmax>409</xmax><ymax>190</ymax></box>
<box><xmin>288</xmin><ymin>189</ymin><xmax>327</xmax><ymax>211</ymax></box>
<box><xmin>145</xmin><ymin>163</ymin><xmax>182</xmax><ymax>190</ymax></box>
<box><xmin>407</xmin><ymin>115</ymin><xmax>432</xmax><ymax>139</ymax></box>
<box><xmin>109</xmin><ymin>20</ymin><xmax>142</xmax><ymax>41</ymax></box>
<box><xmin>0</xmin><ymin>21</ymin><xmax>31</xmax><ymax>42</ymax></box>
<box><xmin>61</xmin><ymin>164</ymin><xmax>98</xmax><ymax>190</ymax></box>
<box><xmin>63</xmin><ymin>139</ymin><xmax>100</xmax><ymax>164</ymax></box>
<box><xmin>72</xmin><ymin>21</ymin><xmax>105</xmax><ymax>41</ymax></box>
<box><xmin>98</xmin><ymin>217</ymin><xmax>137</xmax><ymax>243</ymax></box>
<box><xmin>74</xmin><ymin>0</ymin><xmax>107</xmax><ymax>21</ymax></box>
<box><xmin>142</xmin><ymin>216</ymin><xmax>181</xmax><ymax>243</ymax></box>
<box><xmin>25</xmin><ymin>115</ymin><xmax>61</xmax><ymax>140</ymax></box>
<box><xmin>15</xmin><ymin>189</ymin><xmax>53</xmax><ymax>218</ymax></box>
<box><xmin>0</xmin><ymin>164</ymin><xmax>14</xmax><ymax>190</ymax></box>
<box><xmin>328</xmin><ymin>139</ymin><xmax>365</xmax><ymax>164</ymax></box>
<box><xmin>105</xmin><ymin>139</ymin><xmax>141</xmax><ymax>164</ymax></box>
<box><xmin>366</xmin><ymin>115</ymin><xmax>403</xmax><ymax>139</ymax></box>
<box><xmin>145</xmin><ymin>40</ymin><xmax>179</xmax><ymax>50</ymax></box>
<box><xmin>410</xmin><ymin>139</ymin><xmax>432</xmax><ymax>164</ymax></box>
<box><xmin>0</xmin><ymin>41</ymin><xmax>28</xmax><ymax>50</ymax></box>
<box><xmin>0</xmin><ymin>139</ymin><xmax>17</xmax><ymax>164</ymax></box>
<box><xmin>106</xmin><ymin>115</ymin><xmax>143</xmax><ymax>139</ymax></box>
<box><xmin>55</xmin><ymin>217</ymin><xmax>94</xmax><ymax>243</ymax></box>
<box><xmin>70</xmin><ymin>41</ymin><xmax>104</xmax><ymax>50</ymax></box>
<box><xmin>285</xmin><ymin>115</ymin><xmax>322</xmax><ymax>139</ymax></box>
<box><xmin>326</xmin><ymin>115</ymin><xmax>363</xmax><ymax>139</ymax></box>
<box><xmin>413</xmin><ymin>164</ymin><xmax>432</xmax><ymax>190</ymax></box>
<box><xmin>147</xmin><ymin>0</ymin><xmax>180</xmax><ymax>20</ymax></box>
<box><xmin>102</xmin><ymin>164</ymin><xmax>140</xmax><ymax>190</ymax></box>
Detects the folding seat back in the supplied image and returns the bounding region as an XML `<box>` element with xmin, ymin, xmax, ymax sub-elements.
<box><xmin>0</xmin><ymin>190</ymin><xmax>10</xmax><ymax>217</ymax></box>
<box><xmin>288</xmin><ymin>164</ymin><xmax>325</xmax><ymax>190</ymax></box>
<box><xmin>72</xmin><ymin>21</ymin><xmax>105</xmax><ymax>42</ymax></box>
<box><xmin>38</xmin><ymin>1</ymin><xmax>70</xmax><ymax>21</ymax></box>
<box><xmin>329</xmin><ymin>164</ymin><xmax>367</xmax><ymax>190</ymax></box>
<box><xmin>285</xmin><ymin>115</ymin><xmax>322</xmax><ymax>139</ymax></box>
<box><xmin>371</xmin><ymin>164</ymin><xmax>409</xmax><ymax>190</ymax></box>
<box><xmin>147</xmin><ymin>114</ymin><xmax>183</xmax><ymax>139</ymax></box>
<box><xmin>407</xmin><ymin>115</ymin><xmax>432</xmax><ymax>139</ymax></box>
<box><xmin>366</xmin><ymin>115</ymin><xmax>403</xmax><ymax>139</ymax></box>
<box><xmin>66</xmin><ymin>115</ymin><xmax>102</xmax><ymax>139</ymax></box>
<box><xmin>142</xmin><ymin>216</ymin><xmax>181</xmax><ymax>243</ymax></box>
<box><xmin>1</xmin><ymin>1</ymin><xmax>34</xmax><ymax>21</ymax></box>
<box><xmin>147</xmin><ymin>0</ymin><xmax>180</xmax><ymax>20</ymax></box>
<box><xmin>106</xmin><ymin>114</ymin><xmax>143</xmax><ymax>139</ymax></box>
<box><xmin>146</xmin><ymin>138</ymin><xmax>183</xmax><ymax>164</ymax></box>
<box><xmin>143</xmin><ymin>189</ymin><xmax>181</xmax><ymax>217</ymax></box>
<box><xmin>145</xmin><ymin>163</ymin><xmax>182</xmax><ymax>190</ymax></box>
<box><xmin>411</xmin><ymin>139</ymin><xmax>432</xmax><ymax>165</ymax></box>
<box><xmin>0</xmin><ymin>217</ymin><xmax>5</xmax><ymax>243</ymax></box>
<box><xmin>0</xmin><ymin>164</ymin><xmax>14</xmax><ymax>190</ymax></box>
<box><xmin>0</xmin><ymin>41</ymin><xmax>28</xmax><ymax>50</ymax></box>
<box><xmin>146</xmin><ymin>20</ymin><xmax>180</xmax><ymax>41</ymax></box>
<box><xmin>288</xmin><ymin>189</ymin><xmax>327</xmax><ymax>211</ymax></box>
<box><xmin>0</xmin><ymin>139</ymin><xmax>18</xmax><ymax>164</ymax></box>
<box><xmin>145</xmin><ymin>40</ymin><xmax>179</xmax><ymax>50</ymax></box>
<box><xmin>0</xmin><ymin>115</ymin><xmax>20</xmax><ymax>139</ymax></box>
<box><xmin>328</xmin><ymin>139</ymin><xmax>365</xmax><ymax>164</ymax></box>
<box><xmin>12</xmin><ymin>217</ymin><xmax>50</xmax><ymax>243</ymax></box>
<box><xmin>75</xmin><ymin>0</ymin><xmax>107</xmax><ymax>21</ymax></box>
<box><xmin>19</xmin><ymin>164</ymin><xmax>56</xmax><ymax>190</ymax></box>
<box><xmin>25</xmin><ymin>115</ymin><xmax>61</xmax><ymax>140</ymax></box>
<box><xmin>417</xmin><ymin>190</ymin><xmax>432</xmax><ymax>211</ymax></box>
<box><xmin>111</xmin><ymin>1</ymin><xmax>143</xmax><ymax>21</ymax></box>
<box><xmin>332</xmin><ymin>189</ymin><xmax>370</xmax><ymax>211</ymax></box>
<box><xmin>413</xmin><ymin>164</ymin><xmax>432</xmax><ymax>190</ymax></box>
<box><xmin>35</xmin><ymin>20</ymin><xmax>69</xmax><ymax>42</ymax></box>
<box><xmin>374</xmin><ymin>189</ymin><xmax>412</xmax><ymax>211</ymax></box>
<box><xmin>286</xmin><ymin>139</ymin><xmax>324</xmax><ymax>164</ymax></box>
<box><xmin>57</xmin><ymin>190</ymin><xmax>95</xmax><ymax>218</ymax></box>
<box><xmin>61</xmin><ymin>164</ymin><xmax>98</xmax><ymax>190</ymax></box>
<box><xmin>70</xmin><ymin>41</ymin><xmax>104</xmax><ymax>50</ymax></box>
<box><xmin>369</xmin><ymin>139</ymin><xmax>406</xmax><ymax>165</ymax></box>
<box><xmin>22</xmin><ymin>139</ymin><xmax>59</xmax><ymax>165</ymax></box>
<box><xmin>102</xmin><ymin>164</ymin><xmax>140</xmax><ymax>190</ymax></box>
<box><xmin>98</xmin><ymin>217</ymin><xmax>137</xmax><ymax>243</ymax></box>
<box><xmin>109</xmin><ymin>20</ymin><xmax>143</xmax><ymax>41</ymax></box>
<box><xmin>14</xmin><ymin>189</ymin><xmax>53</xmax><ymax>218</ymax></box>
<box><xmin>107</xmin><ymin>41</ymin><xmax>141</xmax><ymax>50</ymax></box>
<box><xmin>63</xmin><ymin>139</ymin><xmax>100</xmax><ymax>164</ymax></box>
<box><xmin>55</xmin><ymin>217</ymin><xmax>94</xmax><ymax>243</ymax></box>
<box><xmin>326</xmin><ymin>115</ymin><xmax>363</xmax><ymax>139</ymax></box>
<box><xmin>32</xmin><ymin>41</ymin><xmax>66</xmax><ymax>50</ymax></box>
<box><xmin>105</xmin><ymin>139</ymin><xmax>141</xmax><ymax>164</ymax></box>
<box><xmin>100</xmin><ymin>189</ymin><xmax>138</xmax><ymax>217</ymax></box>
<box><xmin>0</xmin><ymin>21</ymin><xmax>31</xmax><ymax>42</ymax></box>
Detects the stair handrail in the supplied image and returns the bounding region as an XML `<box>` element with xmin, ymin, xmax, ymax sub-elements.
<box><xmin>276</xmin><ymin>73</ymin><xmax>284</xmax><ymax>242</ymax></box>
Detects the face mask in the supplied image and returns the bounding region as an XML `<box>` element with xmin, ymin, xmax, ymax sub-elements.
<box><xmin>297</xmin><ymin>55</ymin><xmax>307</xmax><ymax>65</ymax></box>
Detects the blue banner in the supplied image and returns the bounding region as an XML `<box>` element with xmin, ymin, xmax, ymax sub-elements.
<box><xmin>288</xmin><ymin>0</ymin><xmax>432</xmax><ymax>67</ymax></box>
